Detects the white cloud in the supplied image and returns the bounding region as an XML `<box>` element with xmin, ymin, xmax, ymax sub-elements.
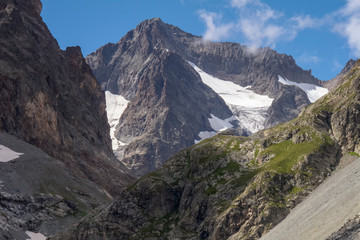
<box><xmin>232</xmin><ymin>0</ymin><xmax>294</xmax><ymax>48</ymax></box>
<box><xmin>230</xmin><ymin>0</ymin><xmax>256</xmax><ymax>8</ymax></box>
<box><xmin>198</xmin><ymin>10</ymin><xmax>234</xmax><ymax>41</ymax></box>
<box><xmin>198</xmin><ymin>0</ymin><xmax>320</xmax><ymax>49</ymax></box>
<box><xmin>297</xmin><ymin>52</ymin><xmax>321</xmax><ymax>64</ymax></box>
<box><xmin>334</xmin><ymin>0</ymin><xmax>360</xmax><ymax>56</ymax></box>
<box><xmin>291</xmin><ymin>15</ymin><xmax>318</xmax><ymax>30</ymax></box>
<box><xmin>198</xmin><ymin>0</ymin><xmax>360</xmax><ymax>57</ymax></box>
<box><xmin>341</xmin><ymin>0</ymin><xmax>360</xmax><ymax>15</ymax></box>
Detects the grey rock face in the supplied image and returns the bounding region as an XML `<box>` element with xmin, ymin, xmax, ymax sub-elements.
<box><xmin>115</xmin><ymin>50</ymin><xmax>233</xmax><ymax>176</ymax></box>
<box><xmin>0</xmin><ymin>132</ymin><xmax>112</xmax><ymax>239</ymax></box>
<box><xmin>323</xmin><ymin>59</ymin><xmax>356</xmax><ymax>90</ymax></box>
<box><xmin>0</xmin><ymin>0</ymin><xmax>134</xmax><ymax>194</ymax></box>
<box><xmin>326</xmin><ymin>214</ymin><xmax>360</xmax><ymax>240</ymax></box>
<box><xmin>265</xmin><ymin>85</ymin><xmax>311</xmax><ymax>128</ymax></box>
<box><xmin>87</xmin><ymin>18</ymin><xmax>323</xmax><ymax>177</ymax></box>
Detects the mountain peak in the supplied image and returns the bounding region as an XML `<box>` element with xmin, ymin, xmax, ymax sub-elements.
<box><xmin>8</xmin><ymin>0</ymin><xmax>43</xmax><ymax>16</ymax></box>
<box><xmin>135</xmin><ymin>17</ymin><xmax>166</xmax><ymax>31</ymax></box>
<box><xmin>143</xmin><ymin>17</ymin><xmax>163</xmax><ymax>24</ymax></box>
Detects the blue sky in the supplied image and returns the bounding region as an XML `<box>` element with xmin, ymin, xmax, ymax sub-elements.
<box><xmin>41</xmin><ymin>0</ymin><xmax>360</xmax><ymax>81</ymax></box>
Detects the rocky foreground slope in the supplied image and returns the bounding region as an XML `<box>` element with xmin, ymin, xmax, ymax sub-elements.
<box><xmin>260</xmin><ymin>156</ymin><xmax>360</xmax><ymax>240</ymax></box>
<box><xmin>0</xmin><ymin>133</ymin><xmax>112</xmax><ymax>239</ymax></box>
<box><xmin>87</xmin><ymin>18</ymin><xmax>327</xmax><ymax>177</ymax></box>
<box><xmin>52</xmin><ymin>58</ymin><xmax>360</xmax><ymax>240</ymax></box>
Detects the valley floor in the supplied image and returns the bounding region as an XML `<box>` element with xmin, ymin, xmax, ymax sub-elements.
<box><xmin>261</xmin><ymin>157</ymin><xmax>360</xmax><ymax>240</ymax></box>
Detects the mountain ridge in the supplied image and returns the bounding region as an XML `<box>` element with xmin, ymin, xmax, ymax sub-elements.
<box><xmin>86</xmin><ymin>17</ymin><xmax>328</xmax><ymax>177</ymax></box>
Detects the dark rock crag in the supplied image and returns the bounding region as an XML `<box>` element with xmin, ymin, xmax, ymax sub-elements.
<box><xmin>0</xmin><ymin>0</ymin><xmax>133</xmax><ymax>194</ymax></box>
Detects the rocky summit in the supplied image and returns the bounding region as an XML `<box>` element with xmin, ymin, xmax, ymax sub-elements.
<box><xmin>52</xmin><ymin>54</ymin><xmax>360</xmax><ymax>239</ymax></box>
<box><xmin>87</xmin><ymin>17</ymin><xmax>327</xmax><ymax>177</ymax></box>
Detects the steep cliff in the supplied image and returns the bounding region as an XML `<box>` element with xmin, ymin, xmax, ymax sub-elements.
<box><xmin>0</xmin><ymin>0</ymin><xmax>133</xmax><ymax>194</ymax></box>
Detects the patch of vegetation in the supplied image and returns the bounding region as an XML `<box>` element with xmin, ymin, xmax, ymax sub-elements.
<box><xmin>289</xmin><ymin>186</ymin><xmax>303</xmax><ymax>195</ymax></box>
<box><xmin>217</xmin><ymin>178</ymin><xmax>228</xmax><ymax>185</ymax></box>
<box><xmin>260</xmin><ymin>132</ymin><xmax>333</xmax><ymax>174</ymax></box>
<box><xmin>349</xmin><ymin>151</ymin><xmax>360</xmax><ymax>157</ymax></box>
<box><xmin>215</xmin><ymin>199</ymin><xmax>230</xmax><ymax>213</ymax></box>
<box><xmin>230</xmin><ymin>169</ymin><xmax>260</xmax><ymax>188</ymax></box>
<box><xmin>213</xmin><ymin>161</ymin><xmax>241</xmax><ymax>177</ymax></box>
<box><xmin>69</xmin><ymin>210</ymin><xmax>87</xmax><ymax>218</ymax></box>
<box><xmin>204</xmin><ymin>185</ymin><xmax>217</xmax><ymax>195</ymax></box>
<box><xmin>138</xmin><ymin>211</ymin><xmax>178</xmax><ymax>238</ymax></box>
<box><xmin>268</xmin><ymin>201</ymin><xmax>286</xmax><ymax>209</ymax></box>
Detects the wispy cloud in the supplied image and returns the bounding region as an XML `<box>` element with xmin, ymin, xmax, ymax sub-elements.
<box><xmin>231</xmin><ymin>0</ymin><xmax>286</xmax><ymax>49</ymax></box>
<box><xmin>297</xmin><ymin>52</ymin><xmax>322</xmax><ymax>64</ymax></box>
<box><xmin>198</xmin><ymin>10</ymin><xmax>234</xmax><ymax>41</ymax></box>
<box><xmin>334</xmin><ymin>0</ymin><xmax>360</xmax><ymax>56</ymax></box>
<box><xmin>198</xmin><ymin>0</ymin><xmax>321</xmax><ymax>50</ymax></box>
<box><xmin>198</xmin><ymin>0</ymin><xmax>360</xmax><ymax>58</ymax></box>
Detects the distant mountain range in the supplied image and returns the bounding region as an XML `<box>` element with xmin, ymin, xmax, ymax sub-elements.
<box><xmin>86</xmin><ymin>17</ymin><xmax>329</xmax><ymax>177</ymax></box>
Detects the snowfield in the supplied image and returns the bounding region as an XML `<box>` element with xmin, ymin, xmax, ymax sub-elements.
<box><xmin>278</xmin><ymin>75</ymin><xmax>328</xmax><ymax>103</ymax></box>
<box><xmin>0</xmin><ymin>144</ymin><xmax>23</xmax><ymax>162</ymax></box>
<box><xmin>189</xmin><ymin>62</ymin><xmax>274</xmax><ymax>137</ymax></box>
<box><xmin>105</xmin><ymin>91</ymin><xmax>129</xmax><ymax>151</ymax></box>
<box><xmin>189</xmin><ymin>62</ymin><xmax>273</xmax><ymax>108</ymax></box>
<box><xmin>195</xmin><ymin>114</ymin><xmax>238</xmax><ymax>143</ymax></box>
<box><xmin>25</xmin><ymin>231</ymin><xmax>46</xmax><ymax>240</ymax></box>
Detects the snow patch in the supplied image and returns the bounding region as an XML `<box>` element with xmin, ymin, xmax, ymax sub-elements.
<box><xmin>105</xmin><ymin>91</ymin><xmax>129</xmax><ymax>151</ymax></box>
<box><xmin>0</xmin><ymin>144</ymin><xmax>23</xmax><ymax>162</ymax></box>
<box><xmin>195</xmin><ymin>114</ymin><xmax>238</xmax><ymax>143</ymax></box>
<box><xmin>189</xmin><ymin>61</ymin><xmax>273</xmax><ymax>134</ymax></box>
<box><xmin>195</xmin><ymin>131</ymin><xmax>217</xmax><ymax>144</ymax></box>
<box><xmin>209</xmin><ymin>114</ymin><xmax>237</xmax><ymax>131</ymax></box>
<box><xmin>188</xmin><ymin>61</ymin><xmax>273</xmax><ymax>108</ymax></box>
<box><xmin>25</xmin><ymin>231</ymin><xmax>46</xmax><ymax>240</ymax></box>
<box><xmin>278</xmin><ymin>75</ymin><xmax>328</xmax><ymax>103</ymax></box>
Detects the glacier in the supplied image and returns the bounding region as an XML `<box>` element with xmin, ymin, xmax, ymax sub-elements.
<box><xmin>278</xmin><ymin>75</ymin><xmax>328</xmax><ymax>103</ymax></box>
<box><xmin>189</xmin><ymin>61</ymin><xmax>274</xmax><ymax>138</ymax></box>
<box><xmin>105</xmin><ymin>91</ymin><xmax>129</xmax><ymax>152</ymax></box>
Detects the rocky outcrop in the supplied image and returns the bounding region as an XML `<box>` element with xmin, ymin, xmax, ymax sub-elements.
<box><xmin>265</xmin><ymin>85</ymin><xmax>310</xmax><ymax>128</ymax></box>
<box><xmin>87</xmin><ymin>18</ymin><xmax>324</xmax><ymax>176</ymax></box>
<box><xmin>0</xmin><ymin>0</ymin><xmax>133</xmax><ymax>194</ymax></box>
<box><xmin>323</xmin><ymin>59</ymin><xmax>356</xmax><ymax>90</ymax></box>
<box><xmin>327</xmin><ymin>214</ymin><xmax>360</xmax><ymax>240</ymax></box>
